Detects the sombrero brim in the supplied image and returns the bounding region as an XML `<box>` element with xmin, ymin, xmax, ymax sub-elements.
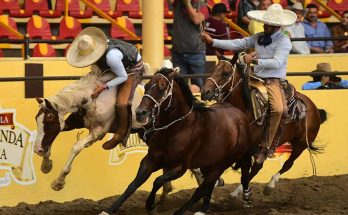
<box><xmin>66</xmin><ymin>27</ymin><xmax>107</xmax><ymax>68</ymax></box>
<box><xmin>247</xmin><ymin>9</ymin><xmax>297</xmax><ymax>27</ymax></box>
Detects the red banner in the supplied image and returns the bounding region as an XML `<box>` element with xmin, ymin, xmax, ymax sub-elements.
<box><xmin>0</xmin><ymin>113</ymin><xmax>14</xmax><ymax>126</ymax></box>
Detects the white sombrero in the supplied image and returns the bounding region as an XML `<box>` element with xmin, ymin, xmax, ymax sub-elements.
<box><xmin>247</xmin><ymin>3</ymin><xmax>297</xmax><ymax>27</ymax></box>
<box><xmin>66</xmin><ymin>27</ymin><xmax>107</xmax><ymax>68</ymax></box>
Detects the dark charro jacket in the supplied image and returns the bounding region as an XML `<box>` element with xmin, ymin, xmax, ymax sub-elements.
<box><xmin>95</xmin><ymin>38</ymin><xmax>139</xmax><ymax>72</ymax></box>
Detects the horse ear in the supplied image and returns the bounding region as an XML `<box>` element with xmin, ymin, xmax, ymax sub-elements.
<box><xmin>36</xmin><ymin>97</ymin><xmax>44</xmax><ymax>104</ymax></box>
<box><xmin>167</xmin><ymin>68</ymin><xmax>179</xmax><ymax>80</ymax></box>
<box><xmin>44</xmin><ymin>99</ymin><xmax>54</xmax><ymax>110</ymax></box>
<box><xmin>173</xmin><ymin>67</ymin><xmax>180</xmax><ymax>74</ymax></box>
<box><xmin>230</xmin><ymin>51</ymin><xmax>239</xmax><ymax>65</ymax></box>
<box><xmin>216</xmin><ymin>51</ymin><xmax>223</xmax><ymax>60</ymax></box>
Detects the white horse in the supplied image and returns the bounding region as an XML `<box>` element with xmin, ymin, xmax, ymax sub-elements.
<box><xmin>34</xmin><ymin>67</ymin><xmax>145</xmax><ymax>191</ymax></box>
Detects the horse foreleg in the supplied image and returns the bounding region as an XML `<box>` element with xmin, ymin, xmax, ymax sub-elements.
<box><xmin>240</xmin><ymin>156</ymin><xmax>253</xmax><ymax>207</ymax></box>
<box><xmin>230</xmin><ymin>162</ymin><xmax>263</xmax><ymax>199</ymax></box>
<box><xmin>101</xmin><ymin>155</ymin><xmax>158</xmax><ymax>215</ymax></box>
<box><xmin>41</xmin><ymin>151</ymin><xmax>53</xmax><ymax>174</ymax></box>
<box><xmin>51</xmin><ymin>132</ymin><xmax>102</xmax><ymax>191</ymax></box>
<box><xmin>174</xmin><ymin>168</ymin><xmax>223</xmax><ymax>215</ymax></box>
<box><xmin>159</xmin><ymin>169</ymin><xmax>174</xmax><ymax>202</ymax></box>
<box><xmin>263</xmin><ymin>144</ymin><xmax>306</xmax><ymax>196</ymax></box>
<box><xmin>146</xmin><ymin>166</ymin><xmax>186</xmax><ymax>212</ymax></box>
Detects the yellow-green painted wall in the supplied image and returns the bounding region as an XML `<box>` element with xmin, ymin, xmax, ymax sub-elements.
<box><xmin>0</xmin><ymin>55</ymin><xmax>347</xmax><ymax>206</ymax></box>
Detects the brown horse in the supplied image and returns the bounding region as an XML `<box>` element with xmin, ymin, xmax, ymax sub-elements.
<box><xmin>100</xmin><ymin>67</ymin><xmax>253</xmax><ymax>215</ymax></box>
<box><xmin>201</xmin><ymin>53</ymin><xmax>326</xmax><ymax>197</ymax></box>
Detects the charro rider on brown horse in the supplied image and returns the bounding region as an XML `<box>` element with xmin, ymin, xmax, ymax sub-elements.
<box><xmin>66</xmin><ymin>27</ymin><xmax>144</xmax><ymax>150</ymax></box>
<box><xmin>202</xmin><ymin>4</ymin><xmax>297</xmax><ymax>164</ymax></box>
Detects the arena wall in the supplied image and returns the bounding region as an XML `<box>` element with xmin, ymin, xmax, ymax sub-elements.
<box><xmin>0</xmin><ymin>54</ymin><xmax>347</xmax><ymax>206</ymax></box>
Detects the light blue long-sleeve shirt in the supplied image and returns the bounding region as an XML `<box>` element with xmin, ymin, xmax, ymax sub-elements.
<box><xmin>302</xmin><ymin>80</ymin><xmax>348</xmax><ymax>90</ymax></box>
<box><xmin>302</xmin><ymin>20</ymin><xmax>333</xmax><ymax>50</ymax></box>
<box><xmin>212</xmin><ymin>30</ymin><xmax>292</xmax><ymax>79</ymax></box>
<box><xmin>105</xmin><ymin>48</ymin><xmax>141</xmax><ymax>89</ymax></box>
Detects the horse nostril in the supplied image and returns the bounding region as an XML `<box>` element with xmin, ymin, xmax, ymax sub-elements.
<box><xmin>38</xmin><ymin>149</ymin><xmax>44</xmax><ymax>154</ymax></box>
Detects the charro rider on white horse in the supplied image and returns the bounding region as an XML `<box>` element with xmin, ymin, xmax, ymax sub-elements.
<box><xmin>66</xmin><ymin>27</ymin><xmax>145</xmax><ymax>150</ymax></box>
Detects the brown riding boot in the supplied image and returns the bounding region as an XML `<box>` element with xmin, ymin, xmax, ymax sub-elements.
<box><xmin>102</xmin><ymin>104</ymin><xmax>132</xmax><ymax>150</ymax></box>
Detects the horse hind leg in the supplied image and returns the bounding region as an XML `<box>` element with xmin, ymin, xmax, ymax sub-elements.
<box><xmin>146</xmin><ymin>166</ymin><xmax>186</xmax><ymax>212</ymax></box>
<box><xmin>263</xmin><ymin>142</ymin><xmax>307</xmax><ymax>196</ymax></box>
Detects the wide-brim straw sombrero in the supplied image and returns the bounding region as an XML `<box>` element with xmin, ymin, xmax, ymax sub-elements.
<box><xmin>247</xmin><ymin>3</ymin><xmax>297</xmax><ymax>27</ymax></box>
<box><xmin>66</xmin><ymin>27</ymin><xmax>107</xmax><ymax>68</ymax></box>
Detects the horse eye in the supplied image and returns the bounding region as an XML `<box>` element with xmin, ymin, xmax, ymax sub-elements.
<box><xmin>46</xmin><ymin>113</ymin><xmax>54</xmax><ymax>121</ymax></box>
<box><xmin>222</xmin><ymin>72</ymin><xmax>230</xmax><ymax>77</ymax></box>
<box><xmin>158</xmin><ymin>84</ymin><xmax>166</xmax><ymax>92</ymax></box>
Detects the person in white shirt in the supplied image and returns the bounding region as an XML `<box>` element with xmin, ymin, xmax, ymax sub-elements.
<box><xmin>283</xmin><ymin>2</ymin><xmax>310</xmax><ymax>54</ymax></box>
<box><xmin>202</xmin><ymin>4</ymin><xmax>297</xmax><ymax>164</ymax></box>
<box><xmin>67</xmin><ymin>27</ymin><xmax>144</xmax><ymax>150</ymax></box>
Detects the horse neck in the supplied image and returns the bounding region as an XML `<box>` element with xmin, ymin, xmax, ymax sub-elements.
<box><xmin>224</xmin><ymin>72</ymin><xmax>254</xmax><ymax>119</ymax></box>
<box><xmin>48</xmin><ymin>76</ymin><xmax>99</xmax><ymax>115</ymax></box>
<box><xmin>158</xmin><ymin>84</ymin><xmax>192</xmax><ymax>126</ymax></box>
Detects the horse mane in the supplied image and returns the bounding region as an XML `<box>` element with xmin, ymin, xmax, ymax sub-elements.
<box><xmin>156</xmin><ymin>68</ymin><xmax>209</xmax><ymax>111</ymax></box>
<box><xmin>47</xmin><ymin>67</ymin><xmax>115</xmax><ymax>113</ymax></box>
<box><xmin>235</xmin><ymin>62</ymin><xmax>252</xmax><ymax>108</ymax></box>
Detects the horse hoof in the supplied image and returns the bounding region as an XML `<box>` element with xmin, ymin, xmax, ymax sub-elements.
<box><xmin>172</xmin><ymin>210</ymin><xmax>183</xmax><ymax>215</ymax></box>
<box><xmin>216</xmin><ymin>178</ymin><xmax>224</xmax><ymax>187</ymax></box>
<box><xmin>146</xmin><ymin>207</ymin><xmax>158</xmax><ymax>215</ymax></box>
<box><xmin>263</xmin><ymin>186</ymin><xmax>273</xmax><ymax>196</ymax></box>
<box><xmin>99</xmin><ymin>211</ymin><xmax>110</xmax><ymax>215</ymax></box>
<box><xmin>41</xmin><ymin>159</ymin><xmax>53</xmax><ymax>174</ymax></box>
<box><xmin>194</xmin><ymin>212</ymin><xmax>206</xmax><ymax>215</ymax></box>
<box><xmin>243</xmin><ymin>202</ymin><xmax>253</xmax><ymax>208</ymax></box>
<box><xmin>159</xmin><ymin>194</ymin><xmax>167</xmax><ymax>203</ymax></box>
<box><xmin>145</xmin><ymin>202</ymin><xmax>157</xmax><ymax>212</ymax></box>
<box><xmin>51</xmin><ymin>180</ymin><xmax>65</xmax><ymax>191</ymax></box>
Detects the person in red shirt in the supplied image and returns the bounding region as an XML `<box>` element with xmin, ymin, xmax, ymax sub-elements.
<box><xmin>205</xmin><ymin>3</ymin><xmax>230</xmax><ymax>55</ymax></box>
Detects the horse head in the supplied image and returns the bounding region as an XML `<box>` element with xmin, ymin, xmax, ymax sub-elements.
<box><xmin>34</xmin><ymin>97</ymin><xmax>64</xmax><ymax>157</ymax></box>
<box><xmin>135</xmin><ymin>67</ymin><xmax>179</xmax><ymax>124</ymax></box>
<box><xmin>201</xmin><ymin>52</ymin><xmax>241</xmax><ymax>102</ymax></box>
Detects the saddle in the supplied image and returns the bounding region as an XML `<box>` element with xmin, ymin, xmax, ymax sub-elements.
<box><xmin>249</xmin><ymin>76</ymin><xmax>306</xmax><ymax>126</ymax></box>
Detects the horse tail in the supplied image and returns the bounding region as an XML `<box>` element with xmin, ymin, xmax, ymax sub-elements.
<box><xmin>307</xmin><ymin>140</ymin><xmax>325</xmax><ymax>155</ymax></box>
<box><xmin>318</xmin><ymin>109</ymin><xmax>327</xmax><ymax>124</ymax></box>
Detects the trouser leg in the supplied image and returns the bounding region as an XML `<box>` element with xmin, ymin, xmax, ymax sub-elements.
<box><xmin>102</xmin><ymin>63</ymin><xmax>144</xmax><ymax>150</ymax></box>
<box><xmin>254</xmin><ymin>80</ymin><xmax>287</xmax><ymax>163</ymax></box>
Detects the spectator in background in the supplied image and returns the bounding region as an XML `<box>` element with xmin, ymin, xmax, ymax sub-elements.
<box><xmin>248</xmin><ymin>0</ymin><xmax>272</xmax><ymax>35</ymax></box>
<box><xmin>205</xmin><ymin>3</ymin><xmax>230</xmax><ymax>55</ymax></box>
<box><xmin>302</xmin><ymin>63</ymin><xmax>348</xmax><ymax>90</ymax></box>
<box><xmin>237</xmin><ymin>0</ymin><xmax>259</xmax><ymax>31</ymax></box>
<box><xmin>170</xmin><ymin>0</ymin><xmax>207</xmax><ymax>91</ymax></box>
<box><xmin>331</xmin><ymin>11</ymin><xmax>348</xmax><ymax>53</ymax></box>
<box><xmin>303</xmin><ymin>4</ymin><xmax>333</xmax><ymax>54</ymax></box>
<box><xmin>283</xmin><ymin>2</ymin><xmax>310</xmax><ymax>54</ymax></box>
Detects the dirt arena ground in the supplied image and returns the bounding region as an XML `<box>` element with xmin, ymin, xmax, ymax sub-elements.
<box><xmin>1</xmin><ymin>174</ymin><xmax>347</xmax><ymax>215</ymax></box>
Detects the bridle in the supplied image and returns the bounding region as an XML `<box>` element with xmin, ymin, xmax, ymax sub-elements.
<box><xmin>142</xmin><ymin>73</ymin><xmax>193</xmax><ymax>140</ymax></box>
<box><xmin>206</xmin><ymin>60</ymin><xmax>242</xmax><ymax>103</ymax></box>
<box><xmin>143</xmin><ymin>73</ymin><xmax>174</xmax><ymax>117</ymax></box>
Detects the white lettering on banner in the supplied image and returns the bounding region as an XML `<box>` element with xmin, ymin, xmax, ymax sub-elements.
<box><xmin>0</xmin><ymin>109</ymin><xmax>36</xmax><ymax>186</ymax></box>
<box><xmin>0</xmin><ymin>115</ymin><xmax>9</xmax><ymax>124</ymax></box>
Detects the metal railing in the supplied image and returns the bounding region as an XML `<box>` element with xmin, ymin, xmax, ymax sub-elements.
<box><xmin>1</xmin><ymin>36</ymin><xmax>348</xmax><ymax>59</ymax></box>
<box><xmin>1</xmin><ymin>72</ymin><xmax>348</xmax><ymax>82</ymax></box>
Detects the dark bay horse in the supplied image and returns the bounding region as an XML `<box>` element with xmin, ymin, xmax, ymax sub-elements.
<box><xmin>100</xmin><ymin>67</ymin><xmax>253</xmax><ymax>215</ymax></box>
<box><xmin>201</xmin><ymin>54</ymin><xmax>326</xmax><ymax>197</ymax></box>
